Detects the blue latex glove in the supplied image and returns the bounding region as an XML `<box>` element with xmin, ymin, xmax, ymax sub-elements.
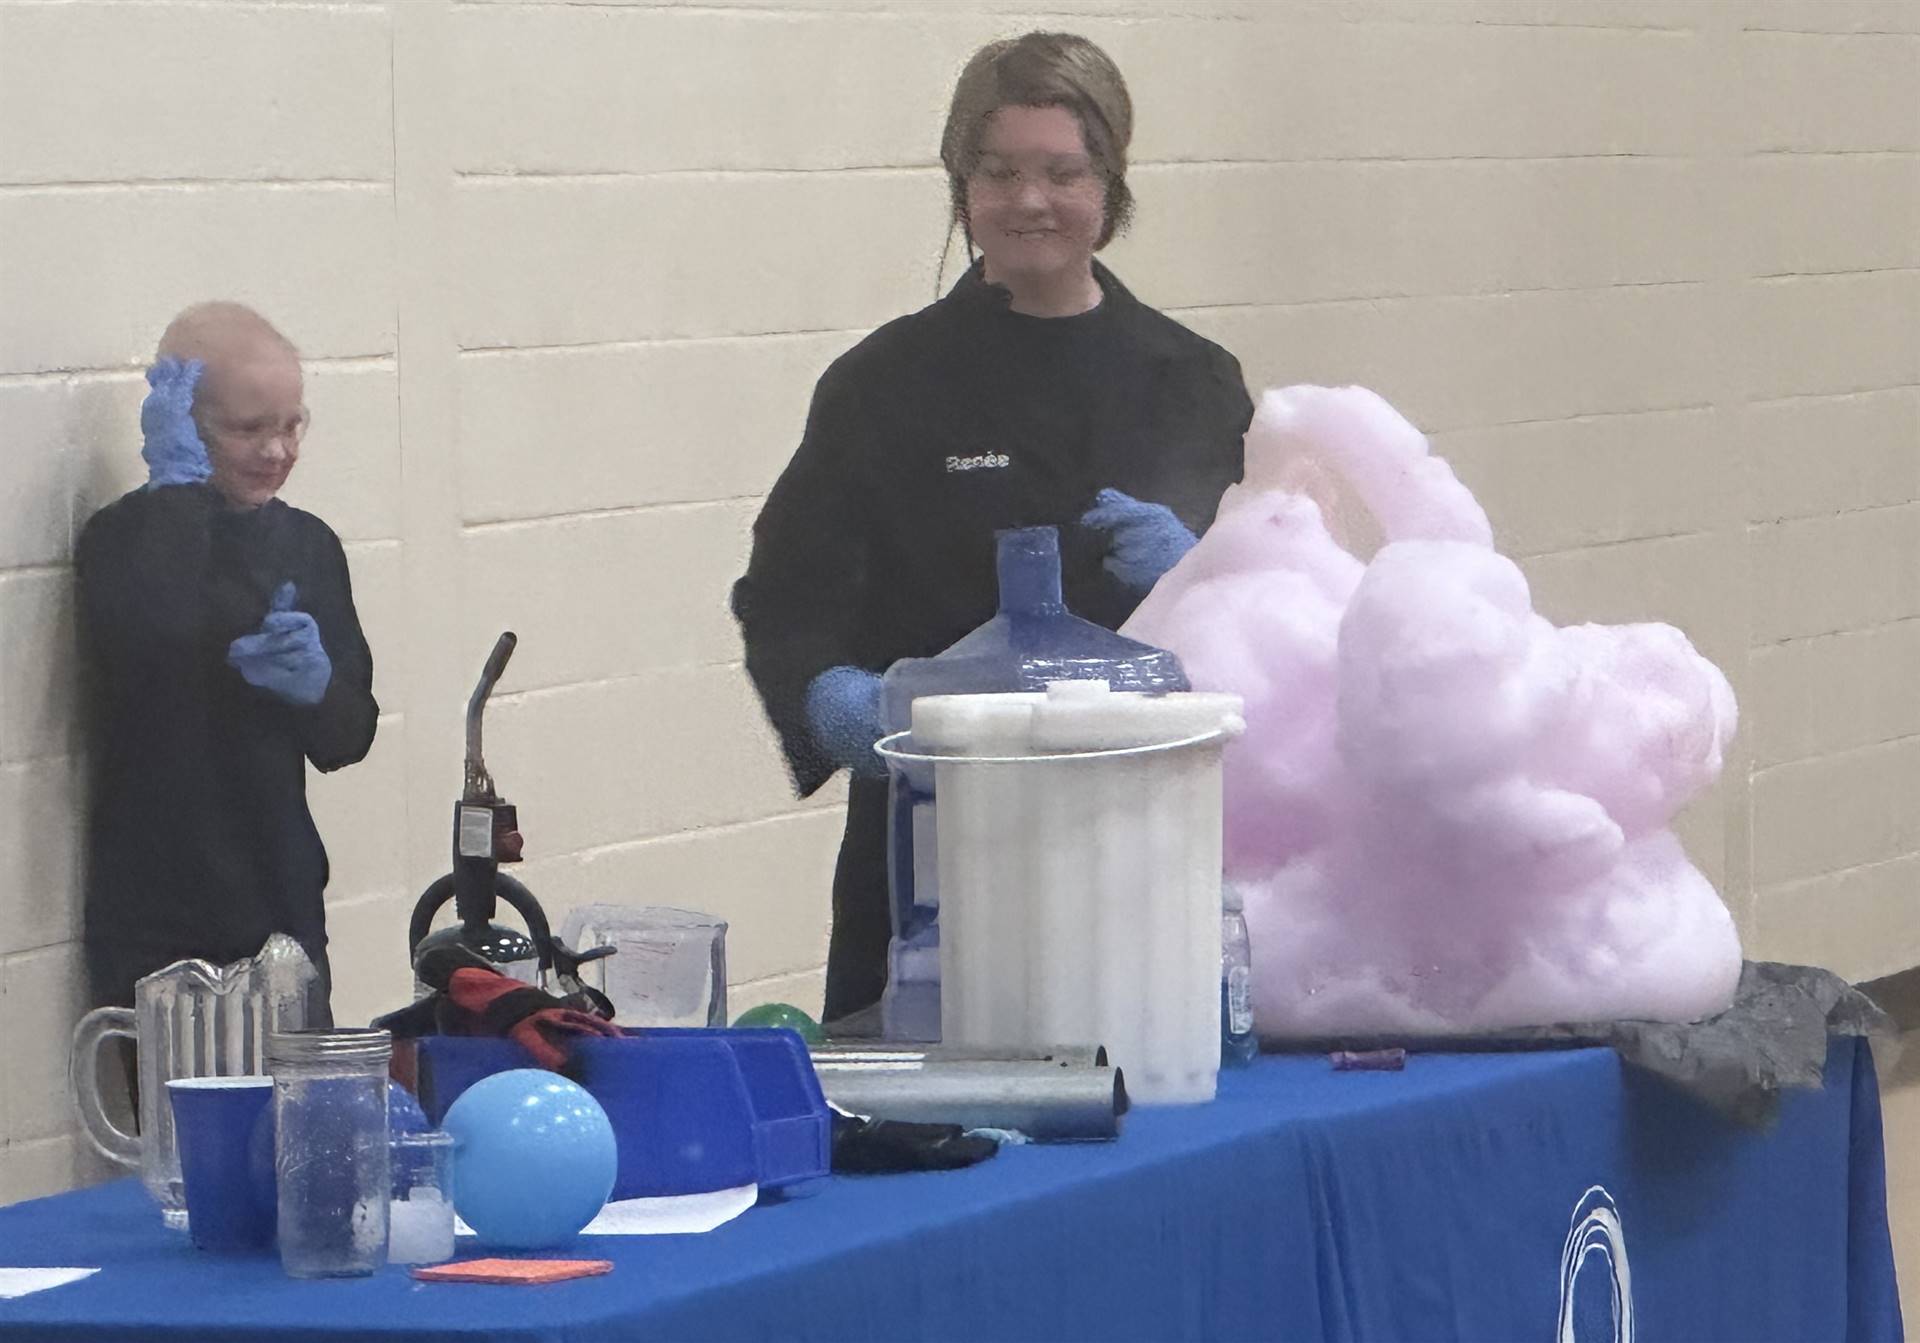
<box><xmin>139</xmin><ymin>357</ymin><xmax>212</xmax><ymax>489</ymax></box>
<box><xmin>1081</xmin><ymin>488</ymin><xmax>1197</xmax><ymax>592</ymax></box>
<box><xmin>228</xmin><ymin>582</ymin><xmax>333</xmax><ymax>707</ymax></box>
<box><xmin>805</xmin><ymin>666</ymin><xmax>885</xmax><ymax>778</ymax></box>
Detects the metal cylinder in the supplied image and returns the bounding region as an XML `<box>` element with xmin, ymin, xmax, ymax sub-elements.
<box><xmin>816</xmin><ymin>1059</ymin><xmax>1128</xmax><ymax>1142</ymax></box>
<box><xmin>811</xmin><ymin>1044</ymin><xmax>1110</xmax><ymax>1070</ymax></box>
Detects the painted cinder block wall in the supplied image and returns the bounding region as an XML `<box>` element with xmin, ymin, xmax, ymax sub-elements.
<box><xmin>1</xmin><ymin>2</ymin><xmax>1913</xmax><ymax>1243</ymax></box>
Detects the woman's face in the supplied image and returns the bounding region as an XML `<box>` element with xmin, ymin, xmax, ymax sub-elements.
<box><xmin>965</xmin><ymin>104</ymin><xmax>1105</xmax><ymax>290</ymax></box>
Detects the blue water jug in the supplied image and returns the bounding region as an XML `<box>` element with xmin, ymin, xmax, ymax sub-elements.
<box><xmin>875</xmin><ymin>526</ymin><xmax>1189</xmax><ymax>1041</ymax></box>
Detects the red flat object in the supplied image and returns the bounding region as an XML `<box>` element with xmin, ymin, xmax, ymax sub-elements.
<box><xmin>410</xmin><ymin>1258</ymin><xmax>613</xmax><ymax>1285</ymax></box>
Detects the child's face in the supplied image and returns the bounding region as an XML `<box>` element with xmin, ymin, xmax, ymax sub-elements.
<box><xmin>196</xmin><ymin>346</ymin><xmax>307</xmax><ymax>509</ymax></box>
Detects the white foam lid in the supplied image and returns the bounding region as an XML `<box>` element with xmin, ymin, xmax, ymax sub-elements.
<box><xmin>909</xmin><ymin>681</ymin><xmax>1245</xmax><ymax>756</ymax></box>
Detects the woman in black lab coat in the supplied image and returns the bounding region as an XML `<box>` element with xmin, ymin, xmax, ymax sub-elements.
<box><xmin>732</xmin><ymin>33</ymin><xmax>1253</xmax><ymax>1024</ymax></box>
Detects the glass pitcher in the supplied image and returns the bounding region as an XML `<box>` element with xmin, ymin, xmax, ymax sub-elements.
<box><xmin>69</xmin><ymin>934</ymin><xmax>318</xmax><ymax>1227</ymax></box>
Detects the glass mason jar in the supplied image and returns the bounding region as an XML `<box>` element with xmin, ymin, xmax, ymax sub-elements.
<box><xmin>266</xmin><ymin>1028</ymin><xmax>392</xmax><ymax>1278</ymax></box>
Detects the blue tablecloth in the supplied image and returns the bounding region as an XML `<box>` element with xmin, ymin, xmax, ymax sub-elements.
<box><xmin>0</xmin><ymin>1041</ymin><xmax>1901</xmax><ymax>1343</ymax></box>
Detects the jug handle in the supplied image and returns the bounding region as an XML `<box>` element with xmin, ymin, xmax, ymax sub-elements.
<box><xmin>69</xmin><ymin>1007</ymin><xmax>141</xmax><ymax>1169</ymax></box>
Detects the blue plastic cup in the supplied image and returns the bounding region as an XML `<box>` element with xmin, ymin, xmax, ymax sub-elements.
<box><xmin>167</xmin><ymin>1076</ymin><xmax>276</xmax><ymax>1251</ymax></box>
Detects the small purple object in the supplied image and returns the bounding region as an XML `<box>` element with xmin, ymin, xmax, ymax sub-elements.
<box><xmin>1331</xmin><ymin>1048</ymin><xmax>1407</xmax><ymax>1072</ymax></box>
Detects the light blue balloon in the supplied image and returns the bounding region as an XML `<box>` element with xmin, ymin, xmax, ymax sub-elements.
<box><xmin>442</xmin><ymin>1069</ymin><xmax>617</xmax><ymax>1249</ymax></box>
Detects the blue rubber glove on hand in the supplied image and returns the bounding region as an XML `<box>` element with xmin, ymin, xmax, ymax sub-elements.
<box><xmin>805</xmin><ymin>666</ymin><xmax>886</xmax><ymax>778</ymax></box>
<box><xmin>228</xmin><ymin>582</ymin><xmax>333</xmax><ymax>707</ymax></box>
<box><xmin>140</xmin><ymin>357</ymin><xmax>212</xmax><ymax>489</ymax></box>
<box><xmin>1081</xmin><ymin>488</ymin><xmax>1197</xmax><ymax>592</ymax></box>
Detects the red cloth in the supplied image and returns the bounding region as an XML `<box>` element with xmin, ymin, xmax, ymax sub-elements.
<box><xmin>444</xmin><ymin>966</ymin><xmax>622</xmax><ymax>1071</ymax></box>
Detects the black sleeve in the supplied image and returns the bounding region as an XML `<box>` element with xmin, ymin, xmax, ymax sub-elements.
<box><xmin>731</xmin><ymin>362</ymin><xmax>877</xmax><ymax>798</ymax></box>
<box><xmin>1182</xmin><ymin>345</ymin><xmax>1252</xmax><ymax>537</ymax></box>
<box><xmin>295</xmin><ymin>524</ymin><xmax>378</xmax><ymax>773</ymax></box>
<box><xmin>74</xmin><ymin>487</ymin><xmax>227</xmax><ymax>705</ymax></box>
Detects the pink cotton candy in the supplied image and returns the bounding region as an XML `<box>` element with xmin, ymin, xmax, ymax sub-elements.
<box><xmin>1125</xmin><ymin>386</ymin><xmax>1741</xmax><ymax>1035</ymax></box>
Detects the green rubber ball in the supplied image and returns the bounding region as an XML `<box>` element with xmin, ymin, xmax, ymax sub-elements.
<box><xmin>733</xmin><ymin>1002</ymin><xmax>824</xmax><ymax>1044</ymax></box>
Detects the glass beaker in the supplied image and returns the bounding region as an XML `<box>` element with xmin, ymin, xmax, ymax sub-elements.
<box><xmin>558</xmin><ymin>905</ymin><xmax>727</xmax><ymax>1027</ymax></box>
<box><xmin>388</xmin><ymin>1131</ymin><xmax>455</xmax><ymax>1266</ymax></box>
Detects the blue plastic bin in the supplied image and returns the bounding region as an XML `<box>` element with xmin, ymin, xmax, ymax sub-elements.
<box><xmin>415</xmin><ymin>1027</ymin><xmax>830</xmax><ymax>1199</ymax></box>
<box><xmin>640</xmin><ymin>1028</ymin><xmax>833</xmax><ymax>1196</ymax></box>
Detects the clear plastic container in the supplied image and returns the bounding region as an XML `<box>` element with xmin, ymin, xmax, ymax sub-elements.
<box><xmin>266</xmin><ymin>1028</ymin><xmax>392</xmax><ymax>1278</ymax></box>
<box><xmin>879</xmin><ymin>682</ymin><xmax>1244</xmax><ymax>1103</ymax></box>
<box><xmin>1221</xmin><ymin>885</ymin><xmax>1258</xmax><ymax>1068</ymax></box>
<box><xmin>878</xmin><ymin>527</ymin><xmax>1190</xmax><ymax>1041</ymax></box>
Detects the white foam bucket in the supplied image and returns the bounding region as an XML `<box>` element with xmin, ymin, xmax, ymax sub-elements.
<box><xmin>878</xmin><ymin>682</ymin><xmax>1245</xmax><ymax>1104</ymax></box>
